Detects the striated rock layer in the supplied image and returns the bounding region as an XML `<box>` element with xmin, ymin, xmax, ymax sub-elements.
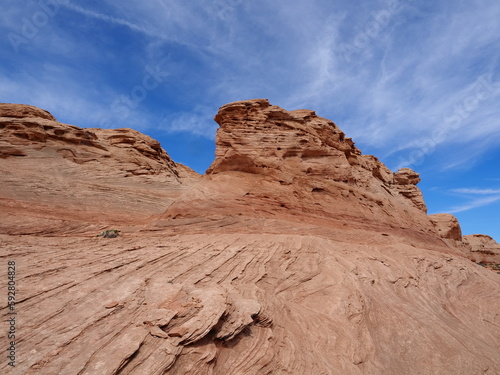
<box><xmin>207</xmin><ymin>99</ymin><xmax>426</xmax><ymax>212</ymax></box>
<box><xmin>0</xmin><ymin>103</ymin><xmax>197</xmax><ymax>235</ymax></box>
<box><xmin>463</xmin><ymin>234</ymin><xmax>500</xmax><ymax>263</ymax></box>
<box><xmin>430</xmin><ymin>213</ymin><xmax>500</xmax><ymax>267</ymax></box>
<box><xmin>1</xmin><ymin>101</ymin><xmax>499</xmax><ymax>375</ymax></box>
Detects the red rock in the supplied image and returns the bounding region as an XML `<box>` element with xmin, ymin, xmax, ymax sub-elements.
<box><xmin>1</xmin><ymin>102</ymin><xmax>499</xmax><ymax>375</ymax></box>
<box><xmin>0</xmin><ymin>102</ymin><xmax>56</xmax><ymax>121</ymax></box>
<box><xmin>429</xmin><ymin>213</ymin><xmax>463</xmax><ymax>242</ymax></box>
<box><xmin>0</xmin><ymin>104</ymin><xmax>198</xmax><ymax>235</ymax></box>
<box><xmin>207</xmin><ymin>99</ymin><xmax>426</xmax><ymax>212</ymax></box>
<box><xmin>429</xmin><ymin>214</ymin><xmax>500</xmax><ymax>264</ymax></box>
<box><xmin>104</xmin><ymin>301</ymin><xmax>120</xmax><ymax>309</ymax></box>
<box><xmin>463</xmin><ymin>234</ymin><xmax>500</xmax><ymax>263</ymax></box>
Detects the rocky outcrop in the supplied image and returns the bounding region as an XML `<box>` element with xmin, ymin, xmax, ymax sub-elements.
<box><xmin>463</xmin><ymin>234</ymin><xmax>500</xmax><ymax>263</ymax></box>
<box><xmin>0</xmin><ymin>104</ymin><xmax>178</xmax><ymax>176</ymax></box>
<box><xmin>207</xmin><ymin>99</ymin><xmax>426</xmax><ymax>212</ymax></box>
<box><xmin>0</xmin><ymin>102</ymin><xmax>56</xmax><ymax>121</ymax></box>
<box><xmin>393</xmin><ymin>168</ymin><xmax>426</xmax><ymax>212</ymax></box>
<box><xmin>429</xmin><ymin>214</ymin><xmax>500</xmax><ymax>265</ymax></box>
<box><xmin>1</xmin><ymin>101</ymin><xmax>499</xmax><ymax>375</ymax></box>
<box><xmin>429</xmin><ymin>213</ymin><xmax>463</xmax><ymax>242</ymax></box>
<box><xmin>429</xmin><ymin>213</ymin><xmax>471</xmax><ymax>258</ymax></box>
<box><xmin>0</xmin><ymin>104</ymin><xmax>198</xmax><ymax>235</ymax></box>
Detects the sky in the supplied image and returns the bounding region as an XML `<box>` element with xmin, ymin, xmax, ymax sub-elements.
<box><xmin>1</xmin><ymin>0</ymin><xmax>499</xmax><ymax>241</ymax></box>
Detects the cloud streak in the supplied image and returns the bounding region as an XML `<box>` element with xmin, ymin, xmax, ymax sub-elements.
<box><xmin>448</xmin><ymin>195</ymin><xmax>500</xmax><ymax>214</ymax></box>
<box><xmin>447</xmin><ymin>186</ymin><xmax>500</xmax><ymax>213</ymax></box>
<box><xmin>62</xmin><ymin>3</ymin><xmax>156</xmax><ymax>37</ymax></box>
<box><xmin>452</xmin><ymin>188</ymin><xmax>500</xmax><ymax>195</ymax></box>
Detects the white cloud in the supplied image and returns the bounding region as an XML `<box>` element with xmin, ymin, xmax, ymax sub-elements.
<box><xmin>0</xmin><ymin>66</ymin><xmax>152</xmax><ymax>130</ymax></box>
<box><xmin>3</xmin><ymin>0</ymin><xmax>500</xmax><ymax>162</ymax></box>
<box><xmin>156</xmin><ymin>107</ymin><xmax>218</xmax><ymax>139</ymax></box>
<box><xmin>62</xmin><ymin>3</ymin><xmax>156</xmax><ymax>37</ymax></box>
<box><xmin>452</xmin><ymin>188</ymin><xmax>500</xmax><ymax>195</ymax></box>
<box><xmin>447</xmin><ymin>186</ymin><xmax>500</xmax><ymax>213</ymax></box>
<box><xmin>448</xmin><ymin>195</ymin><xmax>500</xmax><ymax>214</ymax></box>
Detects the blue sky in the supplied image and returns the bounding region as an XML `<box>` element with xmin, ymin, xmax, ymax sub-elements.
<box><xmin>1</xmin><ymin>0</ymin><xmax>499</xmax><ymax>241</ymax></box>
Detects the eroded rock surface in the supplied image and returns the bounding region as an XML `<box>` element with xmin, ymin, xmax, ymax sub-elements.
<box><xmin>1</xmin><ymin>101</ymin><xmax>499</xmax><ymax>375</ymax></box>
<box><xmin>429</xmin><ymin>213</ymin><xmax>464</xmax><ymax>242</ymax></box>
<box><xmin>207</xmin><ymin>99</ymin><xmax>426</xmax><ymax>212</ymax></box>
<box><xmin>463</xmin><ymin>234</ymin><xmax>500</xmax><ymax>263</ymax></box>
<box><xmin>0</xmin><ymin>103</ymin><xmax>56</xmax><ymax>121</ymax></box>
<box><xmin>430</xmin><ymin>214</ymin><xmax>500</xmax><ymax>265</ymax></box>
<box><xmin>0</xmin><ymin>104</ymin><xmax>198</xmax><ymax>235</ymax></box>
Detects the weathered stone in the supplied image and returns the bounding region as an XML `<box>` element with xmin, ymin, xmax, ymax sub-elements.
<box><xmin>1</xmin><ymin>102</ymin><xmax>499</xmax><ymax>375</ymax></box>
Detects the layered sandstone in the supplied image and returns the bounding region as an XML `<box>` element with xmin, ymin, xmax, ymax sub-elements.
<box><xmin>0</xmin><ymin>103</ymin><xmax>56</xmax><ymax>121</ymax></box>
<box><xmin>0</xmin><ymin>103</ymin><xmax>198</xmax><ymax>235</ymax></box>
<box><xmin>429</xmin><ymin>213</ymin><xmax>463</xmax><ymax>242</ymax></box>
<box><xmin>429</xmin><ymin>213</ymin><xmax>500</xmax><ymax>266</ymax></box>
<box><xmin>1</xmin><ymin>101</ymin><xmax>499</xmax><ymax>375</ymax></box>
<box><xmin>207</xmin><ymin>99</ymin><xmax>426</xmax><ymax>212</ymax></box>
<box><xmin>464</xmin><ymin>234</ymin><xmax>500</xmax><ymax>263</ymax></box>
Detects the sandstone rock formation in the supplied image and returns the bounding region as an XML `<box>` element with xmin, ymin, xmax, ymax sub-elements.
<box><xmin>207</xmin><ymin>99</ymin><xmax>426</xmax><ymax>212</ymax></box>
<box><xmin>1</xmin><ymin>101</ymin><xmax>499</xmax><ymax>375</ymax></box>
<box><xmin>429</xmin><ymin>213</ymin><xmax>500</xmax><ymax>267</ymax></box>
<box><xmin>463</xmin><ymin>234</ymin><xmax>500</xmax><ymax>263</ymax></box>
<box><xmin>429</xmin><ymin>213</ymin><xmax>463</xmax><ymax>242</ymax></box>
<box><xmin>0</xmin><ymin>103</ymin><xmax>197</xmax><ymax>235</ymax></box>
<box><xmin>0</xmin><ymin>103</ymin><xmax>55</xmax><ymax>121</ymax></box>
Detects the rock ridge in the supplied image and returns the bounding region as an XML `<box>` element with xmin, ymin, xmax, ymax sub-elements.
<box><xmin>463</xmin><ymin>234</ymin><xmax>500</xmax><ymax>263</ymax></box>
<box><xmin>0</xmin><ymin>103</ymin><xmax>196</xmax><ymax>235</ymax></box>
<box><xmin>0</xmin><ymin>104</ymin><xmax>177</xmax><ymax>176</ymax></box>
<box><xmin>0</xmin><ymin>102</ymin><xmax>56</xmax><ymax>121</ymax></box>
<box><xmin>207</xmin><ymin>99</ymin><xmax>426</xmax><ymax>212</ymax></box>
<box><xmin>1</xmin><ymin>101</ymin><xmax>499</xmax><ymax>375</ymax></box>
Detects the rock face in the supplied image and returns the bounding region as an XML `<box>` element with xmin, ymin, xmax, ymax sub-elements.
<box><xmin>429</xmin><ymin>214</ymin><xmax>500</xmax><ymax>265</ymax></box>
<box><xmin>0</xmin><ymin>103</ymin><xmax>56</xmax><ymax>121</ymax></box>
<box><xmin>1</xmin><ymin>101</ymin><xmax>500</xmax><ymax>375</ymax></box>
<box><xmin>429</xmin><ymin>213</ymin><xmax>463</xmax><ymax>242</ymax></box>
<box><xmin>0</xmin><ymin>103</ymin><xmax>178</xmax><ymax>175</ymax></box>
<box><xmin>207</xmin><ymin>99</ymin><xmax>426</xmax><ymax>212</ymax></box>
<box><xmin>463</xmin><ymin>234</ymin><xmax>500</xmax><ymax>263</ymax></box>
<box><xmin>0</xmin><ymin>103</ymin><xmax>197</xmax><ymax>235</ymax></box>
<box><xmin>393</xmin><ymin>168</ymin><xmax>426</xmax><ymax>212</ymax></box>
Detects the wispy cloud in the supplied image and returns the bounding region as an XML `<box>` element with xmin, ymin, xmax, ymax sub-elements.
<box><xmin>448</xmin><ymin>186</ymin><xmax>500</xmax><ymax>213</ymax></box>
<box><xmin>452</xmin><ymin>188</ymin><xmax>500</xmax><ymax>195</ymax></box>
<box><xmin>156</xmin><ymin>106</ymin><xmax>218</xmax><ymax>139</ymax></box>
<box><xmin>274</xmin><ymin>0</ymin><xmax>500</xmax><ymax>171</ymax></box>
<box><xmin>448</xmin><ymin>195</ymin><xmax>500</xmax><ymax>214</ymax></box>
<box><xmin>62</xmin><ymin>3</ymin><xmax>156</xmax><ymax>37</ymax></box>
<box><xmin>0</xmin><ymin>65</ymin><xmax>153</xmax><ymax>130</ymax></box>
